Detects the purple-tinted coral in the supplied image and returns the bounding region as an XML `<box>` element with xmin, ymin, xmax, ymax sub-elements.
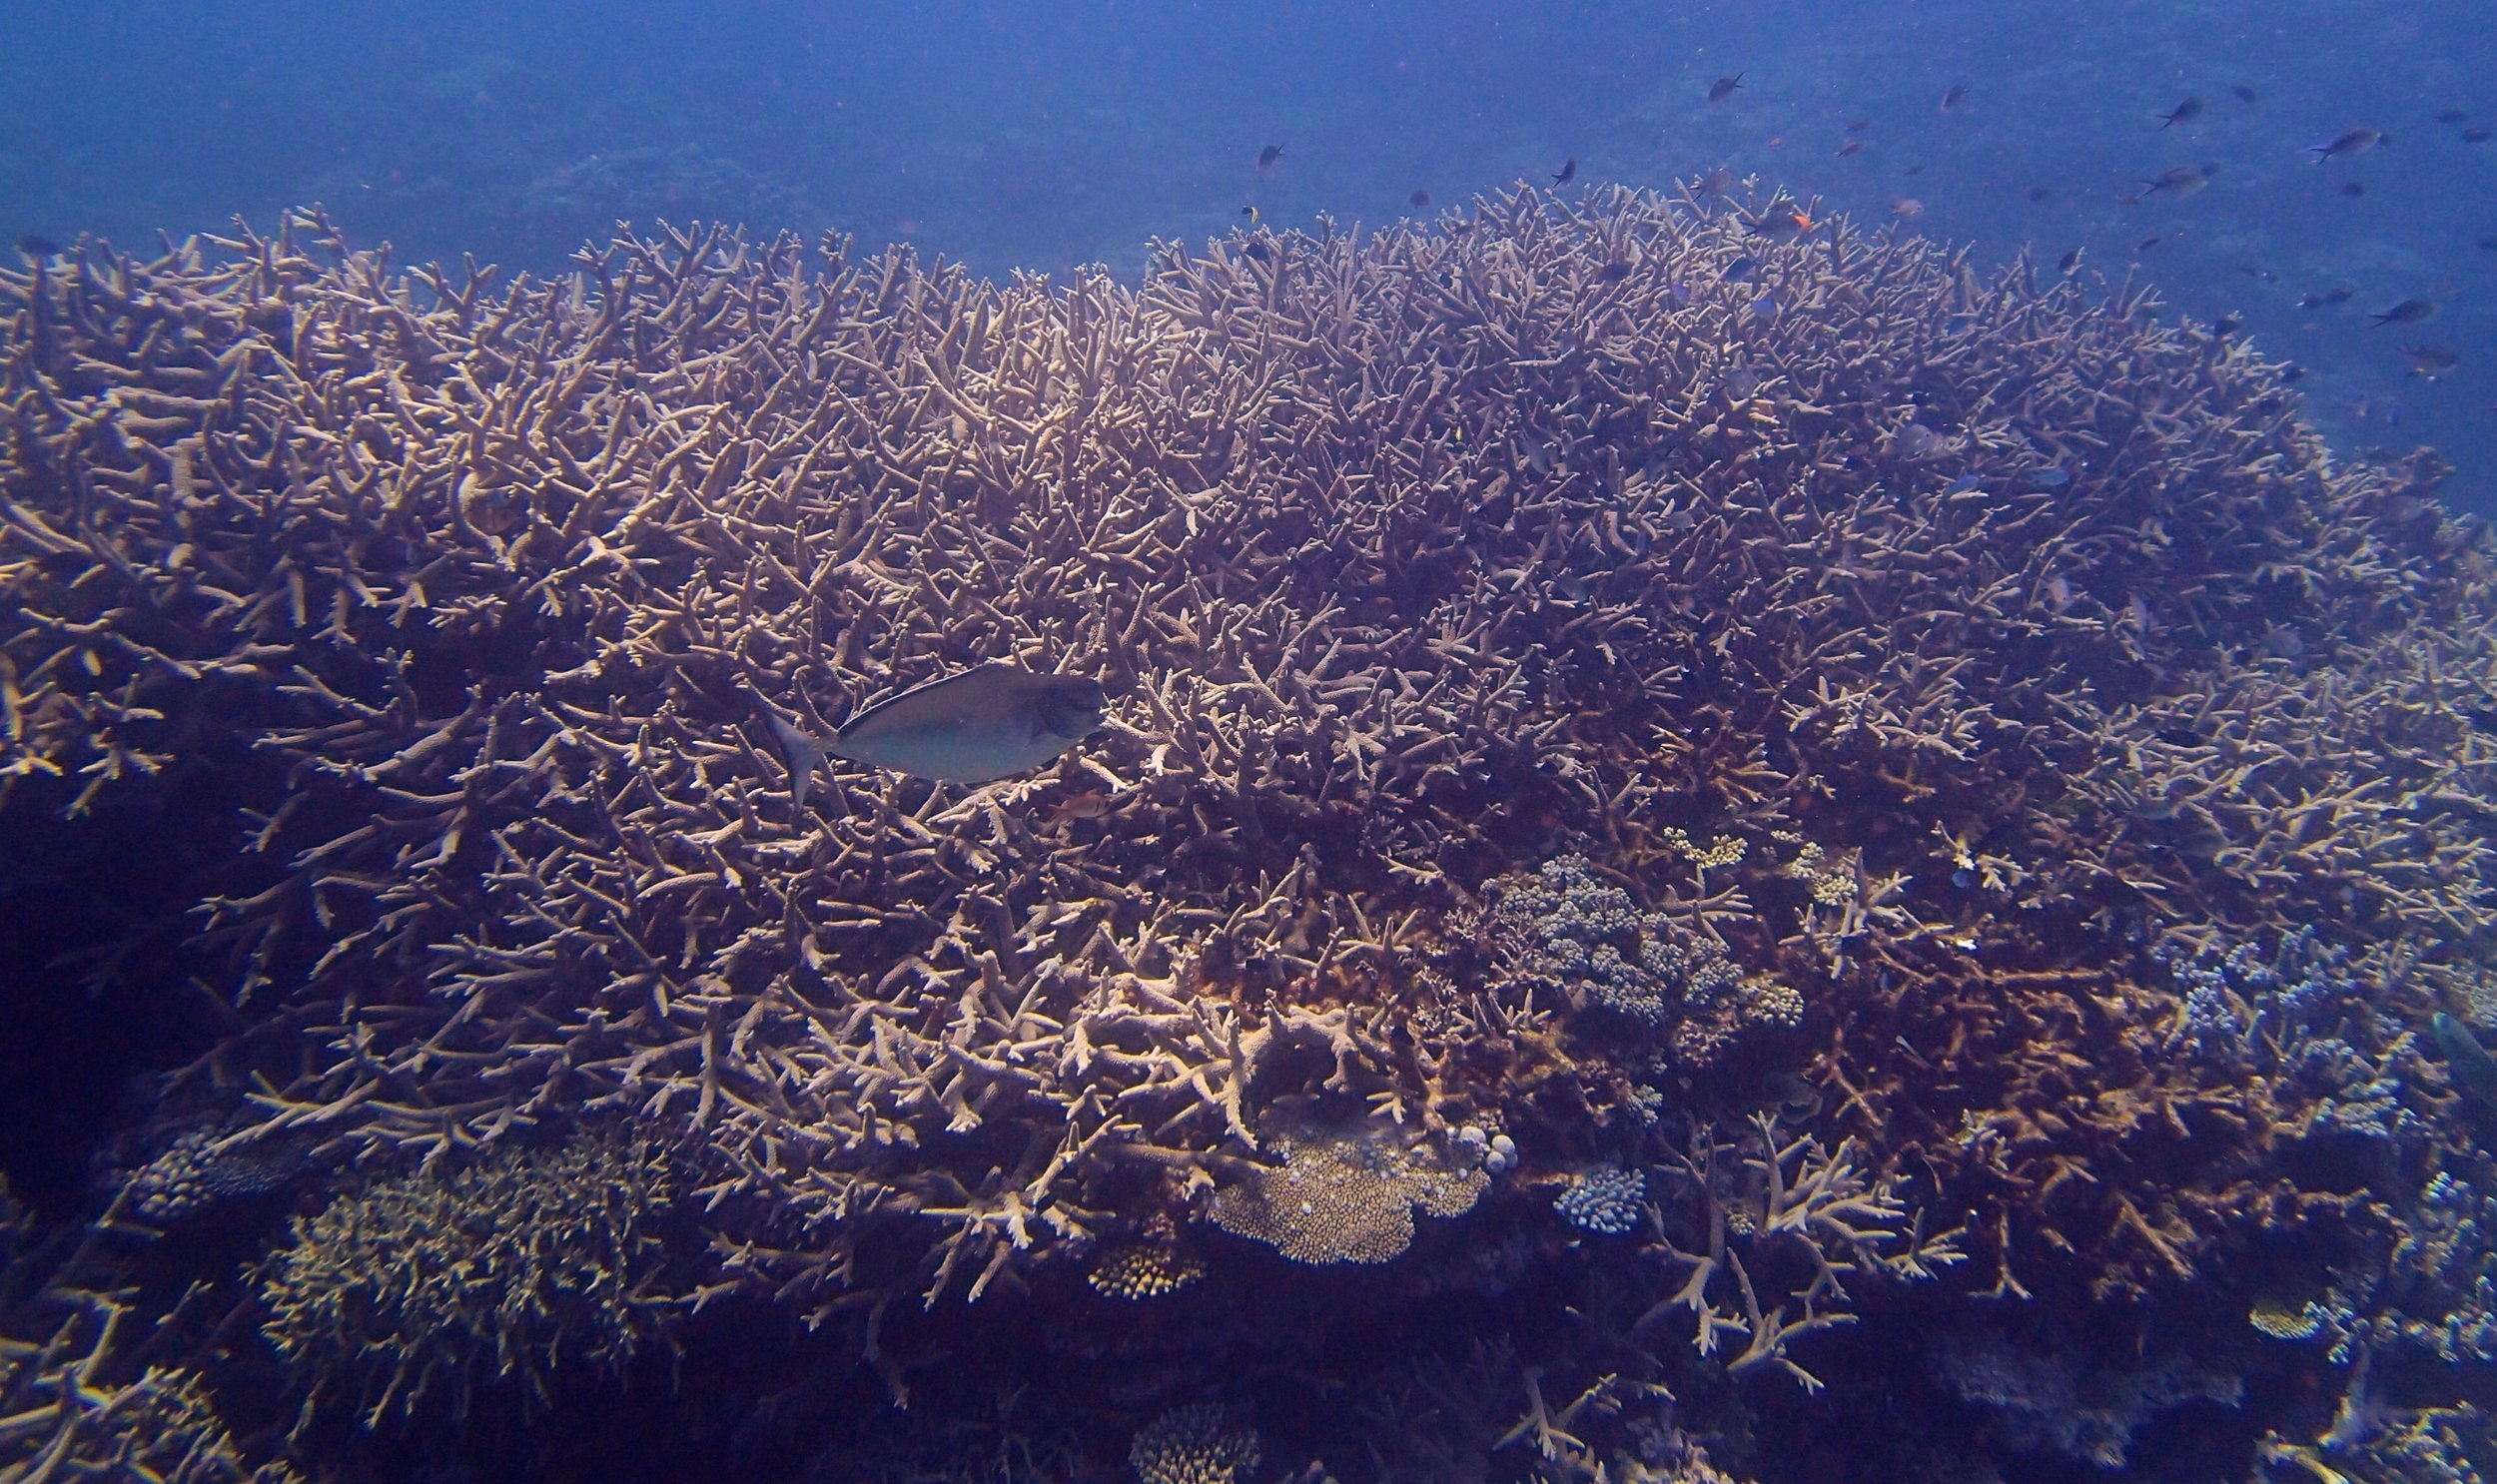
<box><xmin>1492</xmin><ymin>856</ymin><xmax>1732</xmax><ymax>1029</ymax></box>
<box><xmin>1554</xmin><ymin>1166</ymin><xmax>1646</xmax><ymax>1235</ymax></box>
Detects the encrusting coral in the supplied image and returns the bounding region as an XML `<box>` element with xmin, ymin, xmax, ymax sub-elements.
<box><xmin>7</xmin><ymin>174</ymin><xmax>2497</xmax><ymax>1476</ymax></box>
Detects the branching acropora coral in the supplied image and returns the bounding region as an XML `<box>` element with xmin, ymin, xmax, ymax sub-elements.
<box><xmin>2</xmin><ymin>175</ymin><xmax>2495</xmax><ymax>1469</ymax></box>
<box><xmin>259</xmin><ymin>1127</ymin><xmax>679</xmax><ymax>1423</ymax></box>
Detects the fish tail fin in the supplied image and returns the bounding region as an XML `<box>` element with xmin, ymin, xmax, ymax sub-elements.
<box><xmin>748</xmin><ymin>686</ymin><xmax>832</xmax><ymax>809</ymax></box>
<box><xmin>766</xmin><ymin>714</ymin><xmax>826</xmax><ymax>807</ymax></box>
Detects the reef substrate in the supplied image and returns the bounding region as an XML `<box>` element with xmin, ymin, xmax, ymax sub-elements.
<box><xmin>4</xmin><ymin>182</ymin><xmax>2495</xmax><ymax>1482</ymax></box>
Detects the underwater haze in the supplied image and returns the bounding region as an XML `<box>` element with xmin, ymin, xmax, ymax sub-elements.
<box><xmin>3</xmin><ymin>0</ymin><xmax>2492</xmax><ymax>500</ymax></box>
<box><xmin>13</xmin><ymin>4</ymin><xmax>2497</xmax><ymax>1484</ymax></box>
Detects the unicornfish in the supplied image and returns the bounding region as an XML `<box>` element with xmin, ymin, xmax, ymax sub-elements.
<box><xmin>764</xmin><ymin>661</ymin><xmax>1106</xmax><ymax>798</ymax></box>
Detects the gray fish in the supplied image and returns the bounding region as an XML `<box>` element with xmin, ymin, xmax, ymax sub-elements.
<box><xmin>2433</xmin><ymin>1013</ymin><xmax>2497</xmax><ymax>1116</ymax></box>
<box><xmin>2307</xmin><ymin>126</ymin><xmax>2384</xmax><ymax>162</ymax></box>
<box><xmin>767</xmin><ymin>662</ymin><xmax>1107</xmax><ymax>795</ymax></box>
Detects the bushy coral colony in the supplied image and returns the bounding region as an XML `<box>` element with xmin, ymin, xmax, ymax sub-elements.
<box><xmin>5</xmin><ymin>177</ymin><xmax>2497</xmax><ymax>1480</ymax></box>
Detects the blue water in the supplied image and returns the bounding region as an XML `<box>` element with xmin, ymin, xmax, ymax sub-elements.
<box><xmin>5</xmin><ymin>1</ymin><xmax>2490</xmax><ymax>500</ymax></box>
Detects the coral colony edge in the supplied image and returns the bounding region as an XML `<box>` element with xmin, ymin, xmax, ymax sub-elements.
<box><xmin>2</xmin><ymin>180</ymin><xmax>2493</xmax><ymax>1483</ymax></box>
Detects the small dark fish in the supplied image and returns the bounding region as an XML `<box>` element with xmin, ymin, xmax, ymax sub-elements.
<box><xmin>1708</xmin><ymin>73</ymin><xmax>1744</xmax><ymax>104</ymax></box>
<box><xmin>1895</xmin><ymin>422</ymin><xmax>1950</xmax><ymax>458</ymax></box>
<box><xmin>2369</xmin><ymin>298</ymin><xmax>2438</xmax><ymax>326</ymax></box>
<box><xmin>765</xmin><ymin>662</ymin><xmax>1108</xmax><ymax>793</ymax></box>
<box><xmin>2432</xmin><ymin>1014</ymin><xmax>2497</xmax><ymax>1116</ymax></box>
<box><xmin>1553</xmin><ymin>156</ymin><xmax>1577</xmax><ymax>185</ymax></box>
<box><xmin>2057</xmin><ymin>248</ymin><xmax>2082</xmax><ymax>275</ymax></box>
<box><xmin>1726</xmin><ymin>368</ymin><xmax>1760</xmax><ymax>398</ymax></box>
<box><xmin>1746</xmin><ymin>294</ymin><xmax>1780</xmax><ymax>322</ymax></box>
<box><xmin>2308</xmin><ymin>127</ymin><xmax>2384</xmax><ymax>162</ymax></box>
<box><xmin>2212</xmin><ymin>314</ymin><xmax>2240</xmax><ymax>336</ymax></box>
<box><xmin>2142</xmin><ymin>164</ymin><xmax>2213</xmax><ymax>196</ymax></box>
<box><xmin>2281</xmin><ymin>364</ymin><xmax>2305</xmax><ymax>381</ymax></box>
<box><xmin>2462</xmin><ymin>702</ymin><xmax>2497</xmax><ymax>734</ymax></box>
<box><xmin>2234</xmin><ymin>262</ymin><xmax>2278</xmax><ymax>282</ymax></box>
<box><xmin>2028</xmin><ymin>185</ymin><xmax>2054</xmax><ymax>202</ymax></box>
<box><xmin>2135</xmin><ymin>235</ymin><xmax>2163</xmax><ymax>254</ymax></box>
<box><xmin>1837</xmin><ymin>139</ymin><xmax>1866</xmax><ymax>158</ymax></box>
<box><xmin>1722</xmin><ymin>256</ymin><xmax>1759</xmax><ymax>283</ymax></box>
<box><xmin>2230</xmin><ymin>84</ymin><xmax>2258</xmax><ymax>104</ymax></box>
<box><xmin>2482</xmin><ymin>236</ymin><xmax>2497</xmax><ymax>251</ymax></box>
<box><xmin>2466</xmin><ymin>128</ymin><xmax>2493</xmax><ymax>144</ymax></box>
<box><xmin>1596</xmin><ymin>261</ymin><xmax>1632</xmax><ymax>283</ymax></box>
<box><xmin>13</xmin><ymin>234</ymin><xmax>59</xmax><ymax>258</ymax></box>
<box><xmin>2437</xmin><ymin>108</ymin><xmax>2471</xmax><ymax>125</ymax></box>
<box><xmin>2340</xmin><ymin>181</ymin><xmax>2366</xmax><ymax>197</ymax></box>
<box><xmin>1904</xmin><ymin>163</ymin><xmax>1926</xmax><ymax>176</ymax></box>
<box><xmin>1847</xmin><ymin>118</ymin><xmax>1871</xmax><ymax>133</ymax></box>
<box><xmin>1744</xmin><ymin>207</ymin><xmax>1814</xmax><ymax>238</ymax></box>
<box><xmin>1667</xmin><ymin>281</ymin><xmax>1693</xmax><ymax>307</ymax></box>
<box><xmin>2403</xmin><ymin>344</ymin><xmax>2459</xmax><ymax>376</ymax></box>
<box><xmin>2157</xmin><ymin>96</ymin><xmax>2205</xmax><ymax>128</ymax></box>
<box><xmin>1243</xmin><ymin>240</ymin><xmax>1271</xmax><ymax>263</ymax></box>
<box><xmin>2298</xmin><ymin>286</ymin><xmax>2353</xmax><ymax>308</ymax></box>
<box><xmin>1409</xmin><ymin>189</ymin><xmax>1431</xmax><ymax>208</ymax></box>
<box><xmin>1692</xmin><ymin>165</ymin><xmax>1736</xmax><ymax>198</ymax></box>
<box><xmin>1942</xmin><ymin>83</ymin><xmax>1969</xmax><ymax>111</ymax></box>
<box><xmin>1256</xmin><ymin>144</ymin><xmax>1284</xmax><ymax>172</ymax></box>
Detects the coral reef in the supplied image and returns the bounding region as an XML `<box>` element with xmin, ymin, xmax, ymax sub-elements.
<box><xmin>0</xmin><ymin>1179</ymin><xmax>290</xmax><ymax>1482</ymax></box>
<box><xmin>258</xmin><ymin>1126</ymin><xmax>681</xmax><ymax>1424</ymax></box>
<box><xmin>4</xmin><ymin>174</ymin><xmax>2497</xmax><ymax>1478</ymax></box>
<box><xmin>1555</xmin><ymin>1165</ymin><xmax>1647</xmax><ymax>1236</ymax></box>
<box><xmin>1128</xmin><ymin>1404</ymin><xmax>1259</xmax><ymax>1484</ymax></box>
<box><xmin>1933</xmin><ymin>1325</ymin><xmax>2243</xmax><ymax>1469</ymax></box>
<box><xmin>1207</xmin><ymin>1118</ymin><xmax>1487</xmax><ymax>1265</ymax></box>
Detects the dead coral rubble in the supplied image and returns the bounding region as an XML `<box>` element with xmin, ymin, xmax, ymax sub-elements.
<box><xmin>5</xmin><ymin>178</ymin><xmax>2497</xmax><ymax>1476</ymax></box>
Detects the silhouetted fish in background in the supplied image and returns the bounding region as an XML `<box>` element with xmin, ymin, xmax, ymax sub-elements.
<box><xmin>1708</xmin><ymin>73</ymin><xmax>1743</xmax><ymax>104</ymax></box>
<box><xmin>2340</xmin><ymin>181</ymin><xmax>2367</xmax><ymax>197</ymax></box>
<box><xmin>2436</xmin><ymin>108</ymin><xmax>2470</xmax><ymax>125</ymax></box>
<box><xmin>2157</xmin><ymin>96</ymin><xmax>2204</xmax><ymax>128</ymax></box>
<box><xmin>2141</xmin><ymin>164</ymin><xmax>2216</xmax><ymax>197</ymax></box>
<box><xmin>2404</xmin><ymin>345</ymin><xmax>2459</xmax><ymax>377</ymax></box>
<box><xmin>2369</xmin><ymin>298</ymin><xmax>2438</xmax><ymax>326</ymax></box>
<box><xmin>1941</xmin><ymin>83</ymin><xmax>1969</xmax><ymax>111</ymax></box>
<box><xmin>2057</xmin><ymin>248</ymin><xmax>2082</xmax><ymax>275</ymax></box>
<box><xmin>1722</xmin><ymin>256</ymin><xmax>1759</xmax><ymax>283</ymax></box>
<box><xmin>2299</xmin><ymin>287</ymin><xmax>2353</xmax><ymax>308</ymax></box>
<box><xmin>1409</xmin><ymin>189</ymin><xmax>1431</xmax><ymax>208</ymax></box>
<box><xmin>1256</xmin><ymin>144</ymin><xmax>1284</xmax><ymax>172</ymax></box>
<box><xmin>1553</xmin><ymin>157</ymin><xmax>1577</xmax><ymax>185</ymax></box>
<box><xmin>2465</xmin><ymin>128</ymin><xmax>2493</xmax><ymax>144</ymax></box>
<box><xmin>2230</xmin><ymin>84</ymin><xmax>2258</xmax><ymax>104</ymax></box>
<box><xmin>763</xmin><ymin>662</ymin><xmax>1107</xmax><ymax>795</ymax></box>
<box><xmin>13</xmin><ymin>234</ymin><xmax>59</xmax><ymax>258</ymax></box>
<box><xmin>2308</xmin><ymin>127</ymin><xmax>2385</xmax><ymax>161</ymax></box>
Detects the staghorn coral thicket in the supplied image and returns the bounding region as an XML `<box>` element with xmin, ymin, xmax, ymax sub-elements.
<box><xmin>7</xmin><ymin>178</ymin><xmax>2497</xmax><ymax>1477</ymax></box>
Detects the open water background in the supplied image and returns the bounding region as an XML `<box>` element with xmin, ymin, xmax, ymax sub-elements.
<box><xmin>2</xmin><ymin>1</ymin><xmax>2491</xmax><ymax>495</ymax></box>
